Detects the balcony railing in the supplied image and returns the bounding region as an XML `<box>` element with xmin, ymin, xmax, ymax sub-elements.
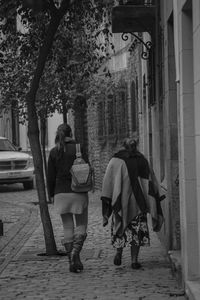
<box><xmin>119</xmin><ymin>0</ymin><xmax>155</xmax><ymax>5</ymax></box>
<box><xmin>112</xmin><ymin>1</ymin><xmax>156</xmax><ymax>33</ymax></box>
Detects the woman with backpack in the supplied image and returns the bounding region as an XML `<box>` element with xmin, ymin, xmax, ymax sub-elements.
<box><xmin>47</xmin><ymin>123</ymin><xmax>89</xmax><ymax>273</ymax></box>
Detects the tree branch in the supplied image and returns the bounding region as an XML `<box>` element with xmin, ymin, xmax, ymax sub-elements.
<box><xmin>48</xmin><ymin>0</ymin><xmax>58</xmax><ymax>15</ymax></box>
<box><xmin>59</xmin><ymin>0</ymin><xmax>78</xmax><ymax>15</ymax></box>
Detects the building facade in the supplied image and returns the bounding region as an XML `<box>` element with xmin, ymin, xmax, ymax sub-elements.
<box><xmin>91</xmin><ymin>0</ymin><xmax>199</xmax><ymax>299</ymax></box>
<box><xmin>155</xmin><ymin>1</ymin><xmax>200</xmax><ymax>298</ymax></box>
<box><xmin>166</xmin><ymin>1</ymin><xmax>200</xmax><ymax>298</ymax></box>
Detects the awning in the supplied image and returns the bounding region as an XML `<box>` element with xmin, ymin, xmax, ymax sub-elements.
<box><xmin>112</xmin><ymin>5</ymin><xmax>156</xmax><ymax>33</ymax></box>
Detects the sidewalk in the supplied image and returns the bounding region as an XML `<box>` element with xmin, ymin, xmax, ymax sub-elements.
<box><xmin>0</xmin><ymin>191</ymin><xmax>186</xmax><ymax>300</ymax></box>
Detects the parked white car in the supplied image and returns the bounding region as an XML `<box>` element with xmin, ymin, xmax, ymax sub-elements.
<box><xmin>0</xmin><ymin>136</ymin><xmax>34</xmax><ymax>190</ymax></box>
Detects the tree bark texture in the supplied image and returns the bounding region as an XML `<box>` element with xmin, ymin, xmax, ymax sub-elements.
<box><xmin>41</xmin><ymin>117</ymin><xmax>52</xmax><ymax>203</ymax></box>
<box><xmin>62</xmin><ymin>98</ymin><xmax>68</xmax><ymax>123</ymax></box>
<box><xmin>26</xmin><ymin>10</ymin><xmax>67</xmax><ymax>255</ymax></box>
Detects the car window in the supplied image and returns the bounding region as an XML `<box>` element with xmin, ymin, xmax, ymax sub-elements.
<box><xmin>0</xmin><ymin>139</ymin><xmax>16</xmax><ymax>151</ymax></box>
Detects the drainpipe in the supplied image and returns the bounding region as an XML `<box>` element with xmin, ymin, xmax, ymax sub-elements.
<box><xmin>0</xmin><ymin>219</ymin><xmax>3</xmax><ymax>236</ymax></box>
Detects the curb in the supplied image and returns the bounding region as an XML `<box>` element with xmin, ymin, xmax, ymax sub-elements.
<box><xmin>186</xmin><ymin>280</ymin><xmax>200</xmax><ymax>300</ymax></box>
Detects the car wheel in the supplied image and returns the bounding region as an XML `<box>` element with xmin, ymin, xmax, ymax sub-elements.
<box><xmin>23</xmin><ymin>180</ymin><xmax>34</xmax><ymax>190</ymax></box>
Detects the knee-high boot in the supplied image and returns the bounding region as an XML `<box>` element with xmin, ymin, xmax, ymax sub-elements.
<box><xmin>70</xmin><ymin>233</ymin><xmax>87</xmax><ymax>273</ymax></box>
<box><xmin>62</xmin><ymin>241</ymin><xmax>73</xmax><ymax>270</ymax></box>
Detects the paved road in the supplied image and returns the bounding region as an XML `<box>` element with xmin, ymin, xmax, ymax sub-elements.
<box><xmin>0</xmin><ymin>185</ymin><xmax>186</xmax><ymax>300</ymax></box>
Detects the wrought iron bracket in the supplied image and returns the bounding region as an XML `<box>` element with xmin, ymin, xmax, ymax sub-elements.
<box><xmin>122</xmin><ymin>32</ymin><xmax>152</xmax><ymax>60</ymax></box>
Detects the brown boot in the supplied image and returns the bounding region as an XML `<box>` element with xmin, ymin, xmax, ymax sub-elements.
<box><xmin>114</xmin><ymin>248</ymin><xmax>123</xmax><ymax>266</ymax></box>
<box><xmin>70</xmin><ymin>233</ymin><xmax>87</xmax><ymax>273</ymax></box>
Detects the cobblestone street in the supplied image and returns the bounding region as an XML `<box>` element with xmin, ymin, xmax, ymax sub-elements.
<box><xmin>0</xmin><ymin>185</ymin><xmax>186</xmax><ymax>300</ymax></box>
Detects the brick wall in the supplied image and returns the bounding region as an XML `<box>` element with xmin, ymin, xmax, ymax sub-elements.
<box><xmin>86</xmin><ymin>48</ymin><xmax>142</xmax><ymax>190</ymax></box>
<box><xmin>74</xmin><ymin>108</ymin><xmax>88</xmax><ymax>155</ymax></box>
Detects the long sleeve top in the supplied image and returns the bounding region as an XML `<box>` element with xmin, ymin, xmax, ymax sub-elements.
<box><xmin>47</xmin><ymin>139</ymin><xmax>88</xmax><ymax>197</ymax></box>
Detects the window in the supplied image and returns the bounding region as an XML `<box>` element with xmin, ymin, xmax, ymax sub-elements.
<box><xmin>97</xmin><ymin>81</ymin><xmax>129</xmax><ymax>144</ymax></box>
<box><xmin>107</xmin><ymin>97</ymin><xmax>116</xmax><ymax>136</ymax></box>
<box><xmin>117</xmin><ymin>87</ymin><xmax>128</xmax><ymax>138</ymax></box>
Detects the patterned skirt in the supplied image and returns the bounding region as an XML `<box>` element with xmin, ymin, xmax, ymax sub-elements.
<box><xmin>111</xmin><ymin>213</ymin><xmax>150</xmax><ymax>248</ymax></box>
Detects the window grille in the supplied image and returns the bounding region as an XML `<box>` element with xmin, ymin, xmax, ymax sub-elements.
<box><xmin>117</xmin><ymin>88</ymin><xmax>128</xmax><ymax>137</ymax></box>
<box><xmin>107</xmin><ymin>98</ymin><xmax>116</xmax><ymax>136</ymax></box>
<box><xmin>122</xmin><ymin>0</ymin><xmax>155</xmax><ymax>6</ymax></box>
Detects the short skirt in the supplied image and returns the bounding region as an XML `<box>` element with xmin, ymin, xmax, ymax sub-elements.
<box><xmin>54</xmin><ymin>192</ymin><xmax>88</xmax><ymax>215</ymax></box>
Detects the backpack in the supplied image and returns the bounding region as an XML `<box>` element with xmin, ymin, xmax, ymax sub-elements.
<box><xmin>70</xmin><ymin>144</ymin><xmax>93</xmax><ymax>192</ymax></box>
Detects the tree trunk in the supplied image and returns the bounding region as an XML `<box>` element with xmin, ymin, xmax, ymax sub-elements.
<box><xmin>28</xmin><ymin>116</ymin><xmax>57</xmax><ymax>254</ymax></box>
<box><xmin>41</xmin><ymin>117</ymin><xmax>52</xmax><ymax>204</ymax></box>
<box><xmin>26</xmin><ymin>11</ymin><xmax>66</xmax><ymax>255</ymax></box>
<box><xmin>62</xmin><ymin>98</ymin><xmax>67</xmax><ymax>123</ymax></box>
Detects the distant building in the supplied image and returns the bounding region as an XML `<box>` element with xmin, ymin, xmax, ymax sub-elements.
<box><xmin>0</xmin><ymin>109</ymin><xmax>12</xmax><ymax>140</ymax></box>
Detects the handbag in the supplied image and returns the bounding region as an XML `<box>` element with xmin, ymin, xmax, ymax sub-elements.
<box><xmin>70</xmin><ymin>144</ymin><xmax>93</xmax><ymax>192</ymax></box>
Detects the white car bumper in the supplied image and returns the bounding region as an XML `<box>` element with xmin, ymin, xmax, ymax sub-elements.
<box><xmin>0</xmin><ymin>167</ymin><xmax>34</xmax><ymax>183</ymax></box>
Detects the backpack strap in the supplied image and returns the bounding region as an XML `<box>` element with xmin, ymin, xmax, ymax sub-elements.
<box><xmin>76</xmin><ymin>143</ymin><xmax>82</xmax><ymax>159</ymax></box>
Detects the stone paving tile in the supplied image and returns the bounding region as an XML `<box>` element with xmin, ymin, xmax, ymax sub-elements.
<box><xmin>0</xmin><ymin>189</ymin><xmax>186</xmax><ymax>300</ymax></box>
<box><xmin>0</xmin><ymin>200</ymin><xmax>26</xmax><ymax>234</ymax></box>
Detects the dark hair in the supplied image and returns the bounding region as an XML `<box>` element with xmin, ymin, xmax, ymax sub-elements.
<box><xmin>123</xmin><ymin>138</ymin><xmax>137</xmax><ymax>152</ymax></box>
<box><xmin>55</xmin><ymin>123</ymin><xmax>72</xmax><ymax>150</ymax></box>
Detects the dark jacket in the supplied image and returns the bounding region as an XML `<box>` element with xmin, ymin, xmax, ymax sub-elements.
<box><xmin>47</xmin><ymin>139</ymin><xmax>88</xmax><ymax>197</ymax></box>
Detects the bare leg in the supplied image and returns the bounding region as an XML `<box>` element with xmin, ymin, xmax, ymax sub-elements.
<box><xmin>60</xmin><ymin>213</ymin><xmax>74</xmax><ymax>270</ymax></box>
<box><xmin>75</xmin><ymin>207</ymin><xmax>88</xmax><ymax>236</ymax></box>
<box><xmin>114</xmin><ymin>247</ymin><xmax>123</xmax><ymax>266</ymax></box>
<box><xmin>61</xmin><ymin>213</ymin><xmax>74</xmax><ymax>243</ymax></box>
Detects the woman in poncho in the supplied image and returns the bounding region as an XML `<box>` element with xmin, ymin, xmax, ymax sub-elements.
<box><xmin>101</xmin><ymin>138</ymin><xmax>164</xmax><ymax>269</ymax></box>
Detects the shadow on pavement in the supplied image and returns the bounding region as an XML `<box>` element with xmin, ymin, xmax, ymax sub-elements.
<box><xmin>0</xmin><ymin>183</ymin><xmax>31</xmax><ymax>193</ymax></box>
